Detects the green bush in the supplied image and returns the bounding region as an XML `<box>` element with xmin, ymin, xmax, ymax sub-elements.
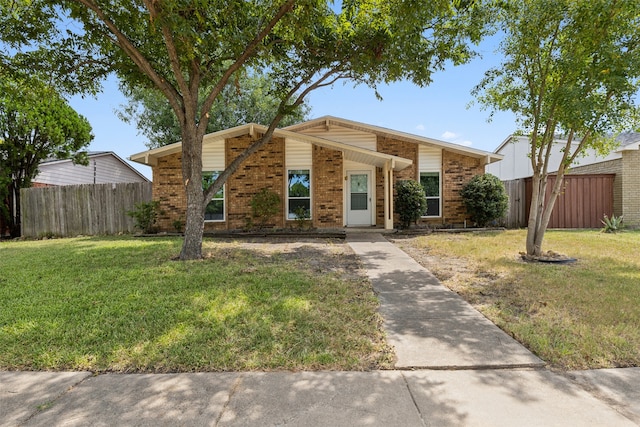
<box><xmin>601</xmin><ymin>214</ymin><xmax>623</xmax><ymax>233</ymax></box>
<box><xmin>460</xmin><ymin>174</ymin><xmax>508</xmax><ymax>227</ymax></box>
<box><xmin>395</xmin><ymin>180</ymin><xmax>427</xmax><ymax>229</ymax></box>
<box><xmin>127</xmin><ymin>200</ymin><xmax>163</xmax><ymax>234</ymax></box>
<box><xmin>250</xmin><ymin>188</ymin><xmax>281</xmax><ymax>229</ymax></box>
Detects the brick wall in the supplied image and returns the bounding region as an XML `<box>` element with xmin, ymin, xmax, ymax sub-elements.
<box><xmin>152</xmin><ymin>152</ymin><xmax>186</xmax><ymax>231</ymax></box>
<box><xmin>622</xmin><ymin>149</ymin><xmax>640</xmax><ymax>227</ymax></box>
<box><xmin>225</xmin><ymin>135</ymin><xmax>285</xmax><ymax>230</ymax></box>
<box><xmin>376</xmin><ymin>137</ymin><xmax>418</xmax><ymax>226</ymax></box>
<box><xmin>441</xmin><ymin>150</ymin><xmax>484</xmax><ymax>226</ymax></box>
<box><xmin>570</xmin><ymin>159</ymin><xmax>623</xmax><ymax>217</ymax></box>
<box><xmin>311</xmin><ymin>146</ymin><xmax>343</xmax><ymax>228</ymax></box>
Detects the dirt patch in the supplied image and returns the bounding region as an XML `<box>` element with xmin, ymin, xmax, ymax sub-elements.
<box><xmin>204</xmin><ymin>237</ymin><xmax>368</xmax><ymax>283</ymax></box>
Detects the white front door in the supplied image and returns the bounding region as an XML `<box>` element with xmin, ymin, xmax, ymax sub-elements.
<box><xmin>347</xmin><ymin>171</ymin><xmax>373</xmax><ymax>226</ymax></box>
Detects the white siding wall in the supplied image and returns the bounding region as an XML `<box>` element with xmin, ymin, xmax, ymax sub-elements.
<box><xmin>35</xmin><ymin>154</ymin><xmax>147</xmax><ymax>186</ymax></box>
<box><xmin>202</xmin><ymin>139</ymin><xmax>225</xmax><ymax>170</ymax></box>
<box><xmin>485</xmin><ymin>136</ymin><xmax>621</xmax><ymax>180</ymax></box>
<box><xmin>286</xmin><ymin>139</ymin><xmax>312</xmax><ymax>168</ymax></box>
<box><xmin>298</xmin><ymin>125</ymin><xmax>376</xmax><ymax>151</ymax></box>
<box><xmin>419</xmin><ymin>145</ymin><xmax>442</xmax><ymax>171</ymax></box>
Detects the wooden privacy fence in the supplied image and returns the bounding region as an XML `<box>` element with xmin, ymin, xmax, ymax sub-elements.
<box><xmin>21</xmin><ymin>182</ymin><xmax>152</xmax><ymax>238</ymax></box>
<box><xmin>502</xmin><ymin>179</ymin><xmax>527</xmax><ymax>228</ymax></box>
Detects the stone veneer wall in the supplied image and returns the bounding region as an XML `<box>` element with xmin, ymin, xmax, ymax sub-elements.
<box><xmin>441</xmin><ymin>151</ymin><xmax>484</xmax><ymax>226</ymax></box>
<box><xmin>569</xmin><ymin>159</ymin><xmax>623</xmax><ymax>217</ymax></box>
<box><xmin>621</xmin><ymin>149</ymin><xmax>640</xmax><ymax>227</ymax></box>
<box><xmin>312</xmin><ymin>146</ymin><xmax>343</xmax><ymax>228</ymax></box>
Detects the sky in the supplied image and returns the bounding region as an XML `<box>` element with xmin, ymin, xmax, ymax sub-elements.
<box><xmin>69</xmin><ymin>36</ymin><xmax>516</xmax><ymax>180</ymax></box>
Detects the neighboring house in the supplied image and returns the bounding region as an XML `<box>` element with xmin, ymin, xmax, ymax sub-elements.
<box><xmin>130</xmin><ymin>116</ymin><xmax>502</xmax><ymax>231</ymax></box>
<box><xmin>33</xmin><ymin>151</ymin><xmax>150</xmax><ymax>186</ymax></box>
<box><xmin>486</xmin><ymin>133</ymin><xmax>640</xmax><ymax>227</ymax></box>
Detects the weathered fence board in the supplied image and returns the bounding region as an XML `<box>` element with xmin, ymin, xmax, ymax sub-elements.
<box><xmin>21</xmin><ymin>182</ymin><xmax>152</xmax><ymax>237</ymax></box>
<box><xmin>502</xmin><ymin>179</ymin><xmax>527</xmax><ymax>228</ymax></box>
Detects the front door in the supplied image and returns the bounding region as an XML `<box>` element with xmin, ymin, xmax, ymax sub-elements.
<box><xmin>347</xmin><ymin>171</ymin><xmax>372</xmax><ymax>226</ymax></box>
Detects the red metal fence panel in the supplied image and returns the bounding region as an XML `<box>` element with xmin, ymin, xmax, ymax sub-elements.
<box><xmin>525</xmin><ymin>174</ymin><xmax>615</xmax><ymax>228</ymax></box>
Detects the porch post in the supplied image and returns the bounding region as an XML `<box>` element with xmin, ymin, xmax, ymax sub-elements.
<box><xmin>384</xmin><ymin>160</ymin><xmax>394</xmax><ymax>230</ymax></box>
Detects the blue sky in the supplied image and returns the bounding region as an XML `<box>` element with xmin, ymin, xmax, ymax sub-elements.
<box><xmin>69</xmin><ymin>36</ymin><xmax>515</xmax><ymax>180</ymax></box>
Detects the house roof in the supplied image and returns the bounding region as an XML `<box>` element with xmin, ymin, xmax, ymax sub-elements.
<box><xmin>39</xmin><ymin>151</ymin><xmax>150</xmax><ymax>182</ymax></box>
<box><xmin>286</xmin><ymin>116</ymin><xmax>503</xmax><ymax>163</ymax></box>
<box><xmin>493</xmin><ymin>131</ymin><xmax>640</xmax><ymax>154</ymax></box>
<box><xmin>130</xmin><ymin>116</ymin><xmax>503</xmax><ymax>169</ymax></box>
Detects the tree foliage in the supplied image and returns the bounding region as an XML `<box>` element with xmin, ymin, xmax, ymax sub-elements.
<box><xmin>0</xmin><ymin>77</ymin><xmax>93</xmax><ymax>236</ymax></box>
<box><xmin>460</xmin><ymin>173</ymin><xmax>508</xmax><ymax>227</ymax></box>
<box><xmin>117</xmin><ymin>74</ymin><xmax>310</xmax><ymax>149</ymax></box>
<box><xmin>15</xmin><ymin>0</ymin><xmax>493</xmax><ymax>259</ymax></box>
<box><xmin>474</xmin><ymin>0</ymin><xmax>640</xmax><ymax>255</ymax></box>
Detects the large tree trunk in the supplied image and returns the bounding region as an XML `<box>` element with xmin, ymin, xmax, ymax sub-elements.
<box><xmin>179</xmin><ymin>124</ymin><xmax>205</xmax><ymax>260</ymax></box>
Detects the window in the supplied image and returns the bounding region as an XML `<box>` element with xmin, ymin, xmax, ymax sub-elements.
<box><xmin>420</xmin><ymin>172</ymin><xmax>440</xmax><ymax>217</ymax></box>
<box><xmin>287</xmin><ymin>169</ymin><xmax>311</xmax><ymax>219</ymax></box>
<box><xmin>203</xmin><ymin>171</ymin><xmax>224</xmax><ymax>221</ymax></box>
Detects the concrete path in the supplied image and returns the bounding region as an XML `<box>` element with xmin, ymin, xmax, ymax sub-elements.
<box><xmin>347</xmin><ymin>233</ymin><xmax>544</xmax><ymax>369</ymax></box>
<box><xmin>2</xmin><ymin>370</ymin><xmax>638</xmax><ymax>426</ymax></box>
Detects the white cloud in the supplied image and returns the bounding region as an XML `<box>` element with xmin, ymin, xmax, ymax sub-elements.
<box><xmin>416</xmin><ymin>124</ymin><xmax>425</xmax><ymax>131</ymax></box>
<box><xmin>459</xmin><ymin>140</ymin><xmax>473</xmax><ymax>147</ymax></box>
<box><xmin>441</xmin><ymin>131</ymin><xmax>457</xmax><ymax>140</ymax></box>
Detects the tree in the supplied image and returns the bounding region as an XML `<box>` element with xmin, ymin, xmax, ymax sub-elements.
<box><xmin>22</xmin><ymin>0</ymin><xmax>491</xmax><ymax>259</ymax></box>
<box><xmin>460</xmin><ymin>173</ymin><xmax>508</xmax><ymax>227</ymax></box>
<box><xmin>0</xmin><ymin>77</ymin><xmax>93</xmax><ymax>236</ymax></box>
<box><xmin>474</xmin><ymin>0</ymin><xmax>640</xmax><ymax>256</ymax></box>
<box><xmin>117</xmin><ymin>73</ymin><xmax>310</xmax><ymax>149</ymax></box>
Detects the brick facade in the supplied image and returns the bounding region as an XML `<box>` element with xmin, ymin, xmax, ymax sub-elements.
<box><xmin>375</xmin><ymin>137</ymin><xmax>418</xmax><ymax>227</ymax></box>
<box><xmin>225</xmin><ymin>135</ymin><xmax>285</xmax><ymax>230</ymax></box>
<box><xmin>312</xmin><ymin>146</ymin><xmax>343</xmax><ymax>227</ymax></box>
<box><xmin>622</xmin><ymin>150</ymin><xmax>640</xmax><ymax>227</ymax></box>
<box><xmin>441</xmin><ymin>151</ymin><xmax>484</xmax><ymax>225</ymax></box>
<box><xmin>152</xmin><ymin>134</ymin><xmax>486</xmax><ymax>231</ymax></box>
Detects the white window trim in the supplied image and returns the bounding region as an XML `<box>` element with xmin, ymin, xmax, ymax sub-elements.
<box><xmin>420</xmin><ymin>171</ymin><xmax>442</xmax><ymax>218</ymax></box>
<box><xmin>203</xmin><ymin>171</ymin><xmax>225</xmax><ymax>223</ymax></box>
<box><xmin>286</xmin><ymin>168</ymin><xmax>312</xmax><ymax>220</ymax></box>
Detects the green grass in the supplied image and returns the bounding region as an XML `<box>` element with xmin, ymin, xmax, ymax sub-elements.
<box><xmin>0</xmin><ymin>237</ymin><xmax>391</xmax><ymax>372</ymax></box>
<box><xmin>396</xmin><ymin>230</ymin><xmax>640</xmax><ymax>370</ymax></box>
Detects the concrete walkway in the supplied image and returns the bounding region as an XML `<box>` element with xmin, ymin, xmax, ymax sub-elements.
<box><xmin>346</xmin><ymin>233</ymin><xmax>544</xmax><ymax>369</ymax></box>
<box><xmin>2</xmin><ymin>233</ymin><xmax>639</xmax><ymax>426</ymax></box>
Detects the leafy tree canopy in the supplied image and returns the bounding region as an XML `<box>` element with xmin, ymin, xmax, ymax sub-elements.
<box><xmin>118</xmin><ymin>73</ymin><xmax>311</xmax><ymax>149</ymax></box>
<box><xmin>474</xmin><ymin>0</ymin><xmax>640</xmax><ymax>256</ymax></box>
<box><xmin>12</xmin><ymin>0</ymin><xmax>494</xmax><ymax>259</ymax></box>
<box><xmin>0</xmin><ymin>76</ymin><xmax>93</xmax><ymax>236</ymax></box>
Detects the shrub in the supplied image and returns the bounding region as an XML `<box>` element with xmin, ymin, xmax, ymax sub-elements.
<box><xmin>460</xmin><ymin>174</ymin><xmax>508</xmax><ymax>227</ymax></box>
<box><xmin>250</xmin><ymin>188</ymin><xmax>281</xmax><ymax>229</ymax></box>
<box><xmin>601</xmin><ymin>214</ymin><xmax>623</xmax><ymax>233</ymax></box>
<box><xmin>127</xmin><ymin>200</ymin><xmax>163</xmax><ymax>234</ymax></box>
<box><xmin>395</xmin><ymin>180</ymin><xmax>427</xmax><ymax>229</ymax></box>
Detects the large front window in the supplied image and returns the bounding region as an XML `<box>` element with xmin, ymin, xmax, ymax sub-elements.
<box><xmin>420</xmin><ymin>172</ymin><xmax>440</xmax><ymax>217</ymax></box>
<box><xmin>203</xmin><ymin>171</ymin><xmax>224</xmax><ymax>221</ymax></box>
<box><xmin>288</xmin><ymin>169</ymin><xmax>311</xmax><ymax>219</ymax></box>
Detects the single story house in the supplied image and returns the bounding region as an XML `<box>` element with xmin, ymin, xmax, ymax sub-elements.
<box><xmin>130</xmin><ymin>116</ymin><xmax>502</xmax><ymax>231</ymax></box>
<box><xmin>33</xmin><ymin>151</ymin><xmax>149</xmax><ymax>187</ymax></box>
<box><xmin>486</xmin><ymin>132</ymin><xmax>640</xmax><ymax>228</ymax></box>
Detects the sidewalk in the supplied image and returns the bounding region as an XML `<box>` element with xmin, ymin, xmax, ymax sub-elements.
<box><xmin>1</xmin><ymin>233</ymin><xmax>639</xmax><ymax>426</ymax></box>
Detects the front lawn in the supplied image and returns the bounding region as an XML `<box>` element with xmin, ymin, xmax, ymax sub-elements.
<box><xmin>0</xmin><ymin>236</ymin><xmax>391</xmax><ymax>372</ymax></box>
<box><xmin>393</xmin><ymin>230</ymin><xmax>640</xmax><ymax>370</ymax></box>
